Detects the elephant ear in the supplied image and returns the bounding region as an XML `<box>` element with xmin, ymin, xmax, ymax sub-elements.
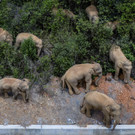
<box><xmin>18</xmin><ymin>82</ymin><xmax>24</xmax><ymax>91</ymax></box>
<box><xmin>89</xmin><ymin>69</ymin><xmax>94</xmax><ymax>74</ymax></box>
<box><xmin>123</xmin><ymin>61</ymin><xmax>132</xmax><ymax>69</ymax></box>
<box><xmin>93</xmin><ymin>64</ymin><xmax>101</xmax><ymax>73</ymax></box>
<box><xmin>18</xmin><ymin>81</ymin><xmax>27</xmax><ymax>92</ymax></box>
<box><xmin>105</xmin><ymin>105</ymin><xmax>111</xmax><ymax>113</ymax></box>
<box><xmin>1</xmin><ymin>34</ymin><xmax>6</xmax><ymax>40</ymax></box>
<box><xmin>105</xmin><ymin>105</ymin><xmax>115</xmax><ymax>114</ymax></box>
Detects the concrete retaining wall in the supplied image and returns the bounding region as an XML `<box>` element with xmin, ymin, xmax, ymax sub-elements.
<box><xmin>0</xmin><ymin>125</ymin><xmax>135</xmax><ymax>135</ymax></box>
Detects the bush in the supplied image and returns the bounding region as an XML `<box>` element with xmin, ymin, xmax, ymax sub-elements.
<box><xmin>51</xmin><ymin>30</ymin><xmax>90</xmax><ymax>76</ymax></box>
<box><xmin>20</xmin><ymin>37</ymin><xmax>37</xmax><ymax>60</ymax></box>
<box><xmin>0</xmin><ymin>42</ymin><xmax>31</xmax><ymax>78</ymax></box>
<box><xmin>36</xmin><ymin>55</ymin><xmax>52</xmax><ymax>82</ymax></box>
<box><xmin>0</xmin><ymin>0</ymin><xmax>135</xmax><ymax>79</ymax></box>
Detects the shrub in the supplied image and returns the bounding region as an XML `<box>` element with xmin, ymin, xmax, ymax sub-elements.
<box><xmin>51</xmin><ymin>30</ymin><xmax>90</xmax><ymax>76</ymax></box>
<box><xmin>0</xmin><ymin>42</ymin><xmax>31</xmax><ymax>78</ymax></box>
<box><xmin>36</xmin><ymin>55</ymin><xmax>52</xmax><ymax>82</ymax></box>
<box><xmin>0</xmin><ymin>0</ymin><xmax>135</xmax><ymax>79</ymax></box>
<box><xmin>20</xmin><ymin>37</ymin><xmax>37</xmax><ymax>60</ymax></box>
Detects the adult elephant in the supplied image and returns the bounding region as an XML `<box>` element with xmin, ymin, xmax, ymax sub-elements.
<box><xmin>15</xmin><ymin>33</ymin><xmax>43</xmax><ymax>56</ymax></box>
<box><xmin>61</xmin><ymin>62</ymin><xmax>102</xmax><ymax>95</ymax></box>
<box><xmin>109</xmin><ymin>45</ymin><xmax>132</xmax><ymax>84</ymax></box>
<box><xmin>80</xmin><ymin>91</ymin><xmax>121</xmax><ymax>130</ymax></box>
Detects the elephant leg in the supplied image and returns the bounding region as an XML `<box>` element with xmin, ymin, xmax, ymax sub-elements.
<box><xmin>85</xmin><ymin>105</ymin><xmax>92</xmax><ymax>118</ymax></box>
<box><xmin>66</xmin><ymin>80</ymin><xmax>74</xmax><ymax>95</ymax></box>
<box><xmin>37</xmin><ymin>47</ymin><xmax>41</xmax><ymax>56</ymax></box>
<box><xmin>114</xmin><ymin>65</ymin><xmax>120</xmax><ymax>81</ymax></box>
<box><xmin>13</xmin><ymin>91</ymin><xmax>19</xmax><ymax>101</ymax></box>
<box><xmin>21</xmin><ymin>92</ymin><xmax>27</xmax><ymax>103</ymax></box>
<box><xmin>69</xmin><ymin>81</ymin><xmax>81</xmax><ymax>95</ymax></box>
<box><xmin>15</xmin><ymin>41</ymin><xmax>21</xmax><ymax>49</ymax></box>
<box><xmin>80</xmin><ymin>104</ymin><xmax>86</xmax><ymax>114</ymax></box>
<box><xmin>85</xmin><ymin>75</ymin><xmax>92</xmax><ymax>93</ymax></box>
<box><xmin>123</xmin><ymin>70</ymin><xmax>127</xmax><ymax>83</ymax></box>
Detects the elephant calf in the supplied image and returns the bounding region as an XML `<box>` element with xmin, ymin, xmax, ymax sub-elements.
<box><xmin>0</xmin><ymin>77</ymin><xmax>30</xmax><ymax>103</ymax></box>
<box><xmin>0</xmin><ymin>28</ymin><xmax>13</xmax><ymax>45</ymax></box>
<box><xmin>109</xmin><ymin>45</ymin><xmax>132</xmax><ymax>84</ymax></box>
<box><xmin>52</xmin><ymin>7</ymin><xmax>76</xmax><ymax>20</ymax></box>
<box><xmin>15</xmin><ymin>33</ymin><xmax>43</xmax><ymax>56</ymax></box>
<box><xmin>105</xmin><ymin>21</ymin><xmax>119</xmax><ymax>31</ymax></box>
<box><xmin>85</xmin><ymin>5</ymin><xmax>99</xmax><ymax>24</ymax></box>
<box><xmin>61</xmin><ymin>63</ymin><xmax>102</xmax><ymax>95</ymax></box>
<box><xmin>80</xmin><ymin>91</ymin><xmax>121</xmax><ymax>130</ymax></box>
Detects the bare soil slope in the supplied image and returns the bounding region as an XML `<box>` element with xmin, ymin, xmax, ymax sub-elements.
<box><xmin>0</xmin><ymin>74</ymin><xmax>135</xmax><ymax>127</ymax></box>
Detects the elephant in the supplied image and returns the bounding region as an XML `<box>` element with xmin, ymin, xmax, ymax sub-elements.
<box><xmin>85</xmin><ymin>5</ymin><xmax>99</xmax><ymax>24</ymax></box>
<box><xmin>52</xmin><ymin>7</ymin><xmax>76</xmax><ymax>21</ymax></box>
<box><xmin>61</xmin><ymin>62</ymin><xmax>102</xmax><ymax>95</ymax></box>
<box><xmin>80</xmin><ymin>91</ymin><xmax>121</xmax><ymax>130</ymax></box>
<box><xmin>0</xmin><ymin>77</ymin><xmax>30</xmax><ymax>103</ymax></box>
<box><xmin>104</xmin><ymin>21</ymin><xmax>119</xmax><ymax>31</ymax></box>
<box><xmin>0</xmin><ymin>28</ymin><xmax>13</xmax><ymax>45</ymax></box>
<box><xmin>109</xmin><ymin>45</ymin><xmax>132</xmax><ymax>84</ymax></box>
<box><xmin>15</xmin><ymin>33</ymin><xmax>43</xmax><ymax>56</ymax></box>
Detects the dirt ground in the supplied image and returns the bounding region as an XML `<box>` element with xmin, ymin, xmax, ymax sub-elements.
<box><xmin>0</xmin><ymin>74</ymin><xmax>135</xmax><ymax>127</ymax></box>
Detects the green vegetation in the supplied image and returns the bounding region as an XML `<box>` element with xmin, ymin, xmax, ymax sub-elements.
<box><xmin>20</xmin><ymin>37</ymin><xmax>37</xmax><ymax>60</ymax></box>
<box><xmin>0</xmin><ymin>0</ymin><xmax>135</xmax><ymax>80</ymax></box>
<box><xmin>0</xmin><ymin>42</ymin><xmax>31</xmax><ymax>78</ymax></box>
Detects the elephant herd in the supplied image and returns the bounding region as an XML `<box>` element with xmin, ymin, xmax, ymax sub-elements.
<box><xmin>0</xmin><ymin>29</ymin><xmax>133</xmax><ymax>129</ymax></box>
<box><xmin>61</xmin><ymin>45</ymin><xmax>132</xmax><ymax>130</ymax></box>
<box><xmin>0</xmin><ymin>2</ymin><xmax>133</xmax><ymax>130</ymax></box>
<box><xmin>62</xmin><ymin>45</ymin><xmax>132</xmax><ymax>96</ymax></box>
<box><xmin>52</xmin><ymin>3</ymin><xmax>119</xmax><ymax>31</ymax></box>
<box><xmin>0</xmin><ymin>28</ymin><xmax>43</xmax><ymax>56</ymax></box>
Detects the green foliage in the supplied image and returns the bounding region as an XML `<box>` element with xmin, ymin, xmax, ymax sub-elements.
<box><xmin>97</xmin><ymin>0</ymin><xmax>120</xmax><ymax>22</ymax></box>
<box><xmin>20</xmin><ymin>37</ymin><xmax>37</xmax><ymax>60</ymax></box>
<box><xmin>51</xmin><ymin>30</ymin><xmax>90</xmax><ymax>76</ymax></box>
<box><xmin>75</xmin><ymin>19</ymin><xmax>113</xmax><ymax>74</ymax></box>
<box><xmin>50</xmin><ymin>9</ymin><xmax>70</xmax><ymax>34</ymax></box>
<box><xmin>0</xmin><ymin>42</ymin><xmax>31</xmax><ymax>78</ymax></box>
<box><xmin>37</xmin><ymin>56</ymin><xmax>52</xmax><ymax>72</ymax></box>
<box><xmin>0</xmin><ymin>0</ymin><xmax>135</xmax><ymax>79</ymax></box>
<box><xmin>116</xmin><ymin>36</ymin><xmax>135</xmax><ymax>62</ymax></box>
<box><xmin>131</xmin><ymin>22</ymin><xmax>135</xmax><ymax>42</ymax></box>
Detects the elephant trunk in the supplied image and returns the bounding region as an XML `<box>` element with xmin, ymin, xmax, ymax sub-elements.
<box><xmin>95</xmin><ymin>73</ymin><xmax>102</xmax><ymax>86</ymax></box>
<box><xmin>124</xmin><ymin>72</ymin><xmax>130</xmax><ymax>84</ymax></box>
<box><xmin>124</xmin><ymin>71</ymin><xmax>133</xmax><ymax>88</ymax></box>
<box><xmin>112</xmin><ymin>120</ymin><xmax>117</xmax><ymax>130</ymax></box>
<box><xmin>112</xmin><ymin>117</ymin><xmax>120</xmax><ymax>130</ymax></box>
<box><xmin>26</xmin><ymin>90</ymin><xmax>29</xmax><ymax>100</ymax></box>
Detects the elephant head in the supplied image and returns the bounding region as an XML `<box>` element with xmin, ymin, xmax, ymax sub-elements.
<box><xmin>106</xmin><ymin>104</ymin><xmax>121</xmax><ymax>130</ymax></box>
<box><xmin>18</xmin><ymin>78</ymin><xmax>30</xmax><ymax>101</ymax></box>
<box><xmin>92</xmin><ymin>15</ymin><xmax>99</xmax><ymax>24</ymax></box>
<box><xmin>123</xmin><ymin>61</ymin><xmax>132</xmax><ymax>84</ymax></box>
<box><xmin>92</xmin><ymin>63</ymin><xmax>102</xmax><ymax>86</ymax></box>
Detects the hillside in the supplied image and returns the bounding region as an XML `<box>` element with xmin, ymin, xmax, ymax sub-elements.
<box><xmin>0</xmin><ymin>0</ymin><xmax>135</xmax><ymax>81</ymax></box>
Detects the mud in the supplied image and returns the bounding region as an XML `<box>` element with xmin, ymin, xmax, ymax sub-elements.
<box><xmin>0</xmin><ymin>74</ymin><xmax>135</xmax><ymax>126</ymax></box>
